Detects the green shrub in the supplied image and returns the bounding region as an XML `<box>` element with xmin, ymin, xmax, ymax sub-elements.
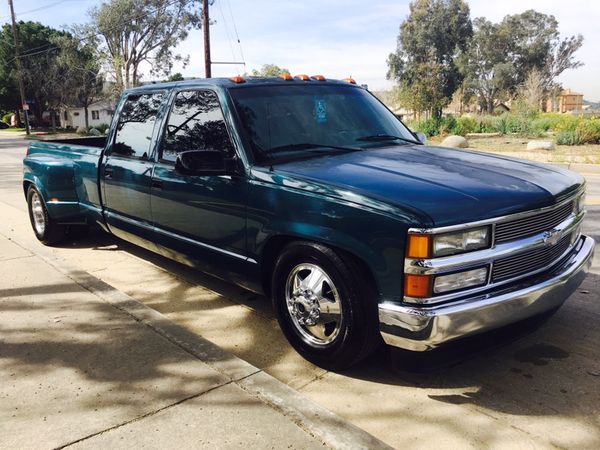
<box><xmin>554</xmin><ymin>115</ymin><xmax>581</xmax><ymax>132</ymax></box>
<box><xmin>451</xmin><ymin>116</ymin><xmax>478</xmax><ymax>135</ymax></box>
<box><xmin>534</xmin><ymin>113</ymin><xmax>562</xmax><ymax>131</ymax></box>
<box><xmin>94</xmin><ymin>123</ymin><xmax>110</xmax><ymax>134</ymax></box>
<box><xmin>439</xmin><ymin>115</ymin><xmax>457</xmax><ymax>135</ymax></box>
<box><xmin>414</xmin><ymin>117</ymin><xmax>441</xmax><ymax>137</ymax></box>
<box><xmin>555</xmin><ymin>130</ymin><xmax>582</xmax><ymax>145</ymax></box>
<box><xmin>576</xmin><ymin>119</ymin><xmax>600</xmax><ymax>144</ymax></box>
<box><xmin>2</xmin><ymin>112</ymin><xmax>13</xmax><ymax>125</ymax></box>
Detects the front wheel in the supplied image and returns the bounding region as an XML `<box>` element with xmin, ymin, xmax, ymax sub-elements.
<box><xmin>272</xmin><ymin>241</ymin><xmax>381</xmax><ymax>370</ymax></box>
<box><xmin>27</xmin><ymin>186</ymin><xmax>66</xmax><ymax>245</ymax></box>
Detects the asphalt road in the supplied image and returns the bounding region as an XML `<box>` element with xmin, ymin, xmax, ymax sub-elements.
<box><xmin>1</xmin><ymin>133</ymin><xmax>599</xmax><ymax>449</ymax></box>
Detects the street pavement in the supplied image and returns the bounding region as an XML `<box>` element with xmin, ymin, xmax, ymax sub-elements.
<box><xmin>1</xmin><ymin>132</ymin><xmax>600</xmax><ymax>449</ymax></box>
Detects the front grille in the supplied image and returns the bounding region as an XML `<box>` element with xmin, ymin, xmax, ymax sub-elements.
<box><xmin>494</xmin><ymin>201</ymin><xmax>574</xmax><ymax>244</ymax></box>
<box><xmin>491</xmin><ymin>234</ymin><xmax>572</xmax><ymax>282</ymax></box>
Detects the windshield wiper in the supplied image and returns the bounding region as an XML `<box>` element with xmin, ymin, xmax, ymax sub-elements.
<box><xmin>266</xmin><ymin>142</ymin><xmax>363</xmax><ymax>154</ymax></box>
<box><xmin>356</xmin><ymin>134</ymin><xmax>421</xmax><ymax>145</ymax></box>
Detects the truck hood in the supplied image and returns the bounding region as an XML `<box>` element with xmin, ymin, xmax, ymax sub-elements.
<box><xmin>269</xmin><ymin>145</ymin><xmax>584</xmax><ymax>227</ymax></box>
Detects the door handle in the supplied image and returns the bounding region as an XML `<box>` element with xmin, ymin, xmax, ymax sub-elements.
<box><xmin>151</xmin><ymin>179</ymin><xmax>163</xmax><ymax>189</ymax></box>
<box><xmin>104</xmin><ymin>166</ymin><xmax>114</xmax><ymax>179</ymax></box>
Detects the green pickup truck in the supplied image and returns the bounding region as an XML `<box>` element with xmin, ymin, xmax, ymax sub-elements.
<box><xmin>23</xmin><ymin>76</ymin><xmax>595</xmax><ymax>369</ymax></box>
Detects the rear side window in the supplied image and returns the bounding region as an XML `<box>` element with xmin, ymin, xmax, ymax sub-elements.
<box><xmin>112</xmin><ymin>92</ymin><xmax>164</xmax><ymax>158</ymax></box>
<box><xmin>161</xmin><ymin>90</ymin><xmax>234</xmax><ymax>162</ymax></box>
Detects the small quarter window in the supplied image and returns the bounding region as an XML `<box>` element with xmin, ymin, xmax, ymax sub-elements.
<box><xmin>162</xmin><ymin>90</ymin><xmax>234</xmax><ymax>162</ymax></box>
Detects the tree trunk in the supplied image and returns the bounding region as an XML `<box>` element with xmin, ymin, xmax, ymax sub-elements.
<box><xmin>486</xmin><ymin>97</ymin><xmax>495</xmax><ymax>114</ymax></box>
<box><xmin>14</xmin><ymin>109</ymin><xmax>22</xmax><ymax>127</ymax></box>
<box><xmin>84</xmin><ymin>105</ymin><xmax>89</xmax><ymax>130</ymax></box>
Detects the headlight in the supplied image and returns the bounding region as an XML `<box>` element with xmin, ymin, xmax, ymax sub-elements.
<box><xmin>433</xmin><ymin>267</ymin><xmax>489</xmax><ymax>294</ymax></box>
<box><xmin>432</xmin><ymin>227</ymin><xmax>490</xmax><ymax>257</ymax></box>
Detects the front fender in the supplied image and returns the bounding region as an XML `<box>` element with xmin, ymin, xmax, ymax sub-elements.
<box><xmin>247</xmin><ymin>174</ymin><xmax>421</xmax><ymax>303</ymax></box>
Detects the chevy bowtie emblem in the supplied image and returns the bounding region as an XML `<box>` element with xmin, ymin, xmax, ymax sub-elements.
<box><xmin>543</xmin><ymin>229</ymin><xmax>561</xmax><ymax>246</ymax></box>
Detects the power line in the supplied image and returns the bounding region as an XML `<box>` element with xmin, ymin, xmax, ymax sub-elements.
<box><xmin>216</xmin><ymin>0</ymin><xmax>237</xmax><ymax>63</ymax></box>
<box><xmin>224</xmin><ymin>0</ymin><xmax>245</xmax><ymax>66</ymax></box>
<box><xmin>9</xmin><ymin>0</ymin><xmax>195</xmax><ymax>62</ymax></box>
<box><xmin>0</xmin><ymin>0</ymin><xmax>84</xmax><ymax>21</ymax></box>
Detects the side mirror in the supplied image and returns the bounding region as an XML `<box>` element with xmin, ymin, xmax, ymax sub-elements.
<box><xmin>415</xmin><ymin>132</ymin><xmax>427</xmax><ymax>144</ymax></box>
<box><xmin>175</xmin><ymin>150</ymin><xmax>229</xmax><ymax>176</ymax></box>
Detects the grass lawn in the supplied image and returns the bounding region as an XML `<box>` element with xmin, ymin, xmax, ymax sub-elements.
<box><xmin>429</xmin><ymin>135</ymin><xmax>600</xmax><ymax>165</ymax></box>
<box><xmin>0</xmin><ymin>128</ymin><xmax>26</xmax><ymax>133</ymax></box>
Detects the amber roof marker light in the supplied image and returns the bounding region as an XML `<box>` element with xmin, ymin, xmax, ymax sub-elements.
<box><xmin>280</xmin><ymin>73</ymin><xmax>293</xmax><ymax>81</ymax></box>
<box><xmin>229</xmin><ymin>75</ymin><xmax>246</xmax><ymax>83</ymax></box>
<box><xmin>295</xmin><ymin>74</ymin><xmax>310</xmax><ymax>81</ymax></box>
<box><xmin>344</xmin><ymin>76</ymin><xmax>357</xmax><ymax>84</ymax></box>
<box><xmin>311</xmin><ymin>75</ymin><xmax>326</xmax><ymax>81</ymax></box>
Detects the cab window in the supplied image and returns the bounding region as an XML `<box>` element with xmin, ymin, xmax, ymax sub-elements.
<box><xmin>161</xmin><ymin>90</ymin><xmax>234</xmax><ymax>162</ymax></box>
<box><xmin>112</xmin><ymin>92</ymin><xmax>164</xmax><ymax>158</ymax></box>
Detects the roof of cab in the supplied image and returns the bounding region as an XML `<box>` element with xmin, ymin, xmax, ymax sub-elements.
<box><xmin>126</xmin><ymin>76</ymin><xmax>360</xmax><ymax>93</ymax></box>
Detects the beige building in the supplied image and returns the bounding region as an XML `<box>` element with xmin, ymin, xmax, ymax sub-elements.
<box><xmin>547</xmin><ymin>88</ymin><xmax>584</xmax><ymax>113</ymax></box>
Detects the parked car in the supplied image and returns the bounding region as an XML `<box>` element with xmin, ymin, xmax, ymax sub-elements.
<box><xmin>22</xmin><ymin>76</ymin><xmax>595</xmax><ymax>369</ymax></box>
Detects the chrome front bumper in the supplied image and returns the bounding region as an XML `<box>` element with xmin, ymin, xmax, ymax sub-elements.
<box><xmin>379</xmin><ymin>235</ymin><xmax>595</xmax><ymax>351</ymax></box>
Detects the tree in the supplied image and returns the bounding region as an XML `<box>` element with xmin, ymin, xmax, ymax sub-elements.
<box><xmin>518</xmin><ymin>68</ymin><xmax>545</xmax><ymax>112</ymax></box>
<box><xmin>86</xmin><ymin>0</ymin><xmax>204</xmax><ymax>92</ymax></box>
<box><xmin>53</xmin><ymin>35</ymin><xmax>104</xmax><ymax>130</ymax></box>
<box><xmin>0</xmin><ymin>21</ymin><xmax>73</xmax><ymax>125</ymax></box>
<box><xmin>250</xmin><ymin>64</ymin><xmax>290</xmax><ymax>77</ymax></box>
<box><xmin>167</xmin><ymin>72</ymin><xmax>184</xmax><ymax>82</ymax></box>
<box><xmin>459</xmin><ymin>10</ymin><xmax>583</xmax><ymax>113</ymax></box>
<box><xmin>387</xmin><ymin>0</ymin><xmax>472</xmax><ymax>118</ymax></box>
<box><xmin>458</xmin><ymin>18</ymin><xmax>514</xmax><ymax>113</ymax></box>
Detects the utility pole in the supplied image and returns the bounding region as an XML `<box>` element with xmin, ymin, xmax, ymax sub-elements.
<box><xmin>202</xmin><ymin>0</ymin><xmax>211</xmax><ymax>78</ymax></box>
<box><xmin>7</xmin><ymin>0</ymin><xmax>30</xmax><ymax>134</ymax></box>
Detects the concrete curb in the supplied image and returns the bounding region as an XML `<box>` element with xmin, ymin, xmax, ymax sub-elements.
<box><xmin>0</xmin><ymin>228</ymin><xmax>392</xmax><ymax>450</ymax></box>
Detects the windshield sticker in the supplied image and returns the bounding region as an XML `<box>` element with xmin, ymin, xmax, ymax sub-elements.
<box><xmin>315</xmin><ymin>97</ymin><xmax>327</xmax><ymax>123</ymax></box>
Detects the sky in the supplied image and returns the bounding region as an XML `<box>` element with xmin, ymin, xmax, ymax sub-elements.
<box><xmin>1</xmin><ymin>0</ymin><xmax>598</xmax><ymax>101</ymax></box>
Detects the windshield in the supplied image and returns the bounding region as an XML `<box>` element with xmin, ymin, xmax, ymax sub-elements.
<box><xmin>229</xmin><ymin>84</ymin><xmax>418</xmax><ymax>163</ymax></box>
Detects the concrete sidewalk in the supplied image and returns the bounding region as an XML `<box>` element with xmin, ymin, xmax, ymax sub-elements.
<box><xmin>0</xmin><ymin>231</ymin><xmax>389</xmax><ymax>449</ymax></box>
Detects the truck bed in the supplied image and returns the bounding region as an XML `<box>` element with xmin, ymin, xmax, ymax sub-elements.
<box><xmin>23</xmin><ymin>136</ymin><xmax>106</xmax><ymax>226</ymax></box>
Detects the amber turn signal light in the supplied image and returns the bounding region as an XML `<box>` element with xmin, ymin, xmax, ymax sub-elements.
<box><xmin>407</xmin><ymin>234</ymin><xmax>431</xmax><ymax>258</ymax></box>
<box><xmin>404</xmin><ymin>274</ymin><xmax>433</xmax><ymax>298</ymax></box>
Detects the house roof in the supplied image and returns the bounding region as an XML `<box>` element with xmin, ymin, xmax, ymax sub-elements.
<box><xmin>560</xmin><ymin>88</ymin><xmax>583</xmax><ymax>96</ymax></box>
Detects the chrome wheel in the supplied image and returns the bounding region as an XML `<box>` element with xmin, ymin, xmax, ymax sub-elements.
<box><xmin>285</xmin><ymin>263</ymin><xmax>343</xmax><ymax>347</ymax></box>
<box><xmin>31</xmin><ymin>191</ymin><xmax>46</xmax><ymax>235</ymax></box>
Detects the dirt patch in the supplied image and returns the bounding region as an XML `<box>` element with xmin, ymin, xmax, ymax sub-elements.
<box><xmin>430</xmin><ymin>135</ymin><xmax>600</xmax><ymax>164</ymax></box>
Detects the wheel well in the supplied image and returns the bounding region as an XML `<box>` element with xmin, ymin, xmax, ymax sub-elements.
<box><xmin>259</xmin><ymin>235</ymin><xmax>380</xmax><ymax>300</ymax></box>
<box><xmin>23</xmin><ymin>181</ymin><xmax>34</xmax><ymax>199</ymax></box>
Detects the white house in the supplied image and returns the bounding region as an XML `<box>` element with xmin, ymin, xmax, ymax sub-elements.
<box><xmin>61</xmin><ymin>100</ymin><xmax>115</xmax><ymax>129</ymax></box>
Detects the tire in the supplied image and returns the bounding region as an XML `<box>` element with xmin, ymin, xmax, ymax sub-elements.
<box><xmin>272</xmin><ymin>241</ymin><xmax>381</xmax><ymax>370</ymax></box>
<box><xmin>27</xmin><ymin>186</ymin><xmax>66</xmax><ymax>245</ymax></box>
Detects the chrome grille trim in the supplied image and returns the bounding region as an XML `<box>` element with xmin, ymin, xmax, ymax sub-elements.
<box><xmin>492</xmin><ymin>234</ymin><xmax>572</xmax><ymax>282</ymax></box>
<box><xmin>495</xmin><ymin>201</ymin><xmax>574</xmax><ymax>243</ymax></box>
